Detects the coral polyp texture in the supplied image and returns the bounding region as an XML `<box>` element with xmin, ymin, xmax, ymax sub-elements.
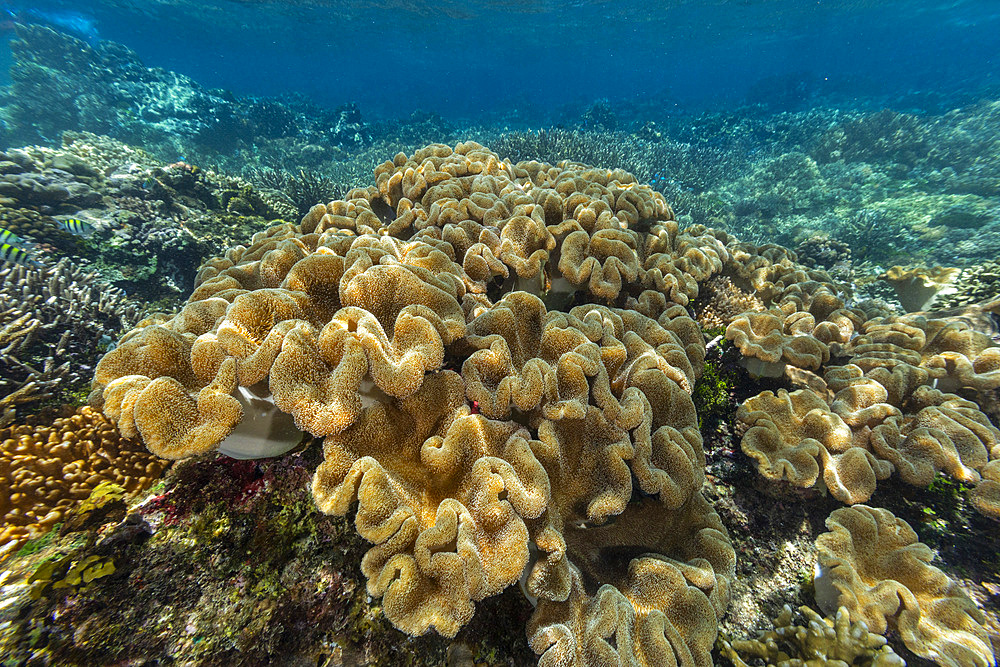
<box><xmin>91</xmin><ymin>141</ymin><xmax>738</xmax><ymax>664</ymax></box>
<box><xmin>88</xmin><ymin>141</ymin><xmax>999</xmax><ymax>665</ymax></box>
<box><xmin>0</xmin><ymin>406</ymin><xmax>168</xmax><ymax>559</ymax></box>
<box><xmin>815</xmin><ymin>505</ymin><xmax>994</xmax><ymax>667</ymax></box>
<box><xmin>736</xmin><ymin>307</ymin><xmax>1000</xmax><ymax>509</ymax></box>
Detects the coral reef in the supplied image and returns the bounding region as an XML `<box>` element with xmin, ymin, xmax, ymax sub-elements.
<box><xmin>0</xmin><ymin>449</ymin><xmax>538</xmax><ymax>665</ymax></box>
<box><xmin>90</xmin><ymin>142</ymin><xmax>738</xmax><ymax>664</ymax></box>
<box><xmin>0</xmin><ymin>123</ymin><xmax>992</xmax><ymax>665</ymax></box>
<box><xmin>1</xmin><ymin>18</ymin><xmax>1000</xmax><ymax>667</ymax></box>
<box><xmin>0</xmin><ymin>407</ymin><xmax>168</xmax><ymax>559</ymax></box>
<box><xmin>83</xmin><ymin>140</ymin><xmax>1000</xmax><ymax>664</ymax></box>
<box><xmin>815</xmin><ymin>505</ymin><xmax>993</xmax><ymax>667</ymax></box>
<box><xmin>0</xmin><ymin>132</ymin><xmax>299</xmax><ymax>299</ymax></box>
<box><xmin>0</xmin><ymin>25</ymin><xmax>382</xmax><ymax>164</ymax></box>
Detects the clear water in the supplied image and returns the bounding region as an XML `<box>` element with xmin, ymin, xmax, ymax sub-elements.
<box><xmin>4</xmin><ymin>0</ymin><xmax>999</xmax><ymax>119</ymax></box>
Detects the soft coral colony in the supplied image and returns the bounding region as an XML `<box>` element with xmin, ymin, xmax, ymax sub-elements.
<box><xmin>90</xmin><ymin>142</ymin><xmax>998</xmax><ymax>666</ymax></box>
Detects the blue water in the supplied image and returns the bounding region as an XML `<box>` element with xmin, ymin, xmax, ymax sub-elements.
<box><xmin>4</xmin><ymin>0</ymin><xmax>1000</xmax><ymax>120</ymax></box>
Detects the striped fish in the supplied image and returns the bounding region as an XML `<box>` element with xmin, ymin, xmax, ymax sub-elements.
<box><xmin>0</xmin><ymin>227</ymin><xmax>34</xmax><ymax>249</ymax></box>
<box><xmin>0</xmin><ymin>242</ymin><xmax>40</xmax><ymax>267</ymax></box>
<box><xmin>58</xmin><ymin>218</ymin><xmax>95</xmax><ymax>238</ymax></box>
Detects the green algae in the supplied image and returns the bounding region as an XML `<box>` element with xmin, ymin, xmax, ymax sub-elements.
<box><xmin>693</xmin><ymin>333</ymin><xmax>738</xmax><ymax>434</ymax></box>
<box><xmin>15</xmin><ymin>524</ymin><xmax>61</xmax><ymax>558</ymax></box>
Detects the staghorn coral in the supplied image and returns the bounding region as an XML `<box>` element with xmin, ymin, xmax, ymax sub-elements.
<box><xmin>243</xmin><ymin>166</ymin><xmax>350</xmax><ymax>218</ymax></box>
<box><xmin>91</xmin><ymin>142</ymin><xmax>736</xmax><ymax>665</ymax></box>
<box><xmin>934</xmin><ymin>261</ymin><xmax>1000</xmax><ymax>308</ymax></box>
<box><xmin>0</xmin><ymin>406</ymin><xmax>168</xmax><ymax>559</ymax></box>
<box><xmin>718</xmin><ymin>604</ymin><xmax>903</xmax><ymax>667</ymax></box>
<box><xmin>814</xmin><ymin>505</ymin><xmax>994</xmax><ymax>667</ymax></box>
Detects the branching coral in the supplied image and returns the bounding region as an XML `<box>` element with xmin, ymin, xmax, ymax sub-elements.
<box><xmin>0</xmin><ymin>258</ymin><xmax>142</xmax><ymax>423</ymax></box>
<box><xmin>718</xmin><ymin>604</ymin><xmax>903</xmax><ymax>667</ymax></box>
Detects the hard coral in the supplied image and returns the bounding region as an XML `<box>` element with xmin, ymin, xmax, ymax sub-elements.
<box><xmin>718</xmin><ymin>604</ymin><xmax>903</xmax><ymax>667</ymax></box>
<box><xmin>92</xmin><ymin>142</ymin><xmax>735</xmax><ymax>665</ymax></box>
<box><xmin>0</xmin><ymin>407</ymin><xmax>168</xmax><ymax>559</ymax></box>
<box><xmin>1</xmin><ymin>258</ymin><xmax>140</xmax><ymax>421</ymax></box>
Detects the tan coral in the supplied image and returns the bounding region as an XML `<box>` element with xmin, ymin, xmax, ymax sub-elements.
<box><xmin>462</xmin><ymin>291</ymin><xmax>550</xmax><ymax>419</ymax></box>
<box><xmin>737</xmin><ymin>388</ymin><xmax>892</xmax><ymax>504</ymax></box>
<box><xmin>90</xmin><ymin>142</ymin><xmax>742</xmax><ymax>660</ymax></box>
<box><xmin>93</xmin><ymin>326</ymin><xmax>244</xmax><ymax>459</ymax></box>
<box><xmin>526</xmin><ymin>495</ymin><xmax>733</xmax><ymax>667</ymax></box>
<box><xmin>311</xmin><ymin>371</ymin><xmax>549</xmax><ymax>637</ymax></box>
<box><xmin>726</xmin><ymin>309</ymin><xmax>830</xmax><ymax>376</ymax></box>
<box><xmin>815</xmin><ymin>505</ymin><xmax>994</xmax><ymax>667</ymax></box>
<box><xmin>869</xmin><ymin>385</ymin><xmax>998</xmax><ymax>486</ymax></box>
<box><xmin>718</xmin><ymin>604</ymin><xmax>904</xmax><ymax>667</ymax></box>
<box><xmin>641</xmin><ymin>223</ymin><xmax>728</xmax><ymax>306</ymax></box>
<box><xmin>881</xmin><ymin>265</ymin><xmax>961</xmax><ymax>312</ymax></box>
<box><xmin>970</xmin><ymin>459</ymin><xmax>1000</xmax><ymax>519</ymax></box>
<box><xmin>557</xmin><ymin>228</ymin><xmax>641</xmax><ymax>301</ymax></box>
<box><xmin>825</xmin><ymin>364</ymin><xmax>901</xmax><ymax>430</ymax></box>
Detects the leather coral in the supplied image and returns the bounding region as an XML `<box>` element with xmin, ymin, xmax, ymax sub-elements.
<box><xmin>92</xmin><ymin>142</ymin><xmax>744</xmax><ymax>664</ymax></box>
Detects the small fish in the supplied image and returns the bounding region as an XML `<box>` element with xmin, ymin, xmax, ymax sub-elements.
<box><xmin>0</xmin><ymin>227</ymin><xmax>34</xmax><ymax>249</ymax></box>
<box><xmin>58</xmin><ymin>218</ymin><xmax>95</xmax><ymax>238</ymax></box>
<box><xmin>0</xmin><ymin>242</ymin><xmax>40</xmax><ymax>267</ymax></box>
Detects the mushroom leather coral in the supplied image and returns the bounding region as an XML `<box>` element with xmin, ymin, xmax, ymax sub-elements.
<box><xmin>312</xmin><ymin>371</ymin><xmax>549</xmax><ymax>637</ymax></box>
<box><xmin>815</xmin><ymin>505</ymin><xmax>994</xmax><ymax>667</ymax></box>
<box><xmin>737</xmin><ymin>309</ymin><xmax>1000</xmax><ymax>512</ymax></box>
<box><xmin>736</xmin><ymin>388</ymin><xmax>892</xmax><ymax>504</ymax></box>
<box><xmin>92</xmin><ymin>142</ymin><xmax>740</xmax><ymax>665</ymax></box>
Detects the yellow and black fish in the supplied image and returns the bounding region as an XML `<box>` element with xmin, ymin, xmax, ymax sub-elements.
<box><xmin>0</xmin><ymin>242</ymin><xmax>40</xmax><ymax>267</ymax></box>
<box><xmin>0</xmin><ymin>227</ymin><xmax>34</xmax><ymax>249</ymax></box>
<box><xmin>58</xmin><ymin>218</ymin><xmax>95</xmax><ymax>238</ymax></box>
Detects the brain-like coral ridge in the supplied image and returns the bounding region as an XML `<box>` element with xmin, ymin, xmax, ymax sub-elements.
<box><xmin>93</xmin><ymin>142</ymin><xmax>743</xmax><ymax>665</ymax></box>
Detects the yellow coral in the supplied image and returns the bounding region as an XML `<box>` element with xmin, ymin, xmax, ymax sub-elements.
<box><xmin>815</xmin><ymin>505</ymin><xmax>993</xmax><ymax>667</ymax></box>
<box><xmin>0</xmin><ymin>407</ymin><xmax>168</xmax><ymax>559</ymax></box>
